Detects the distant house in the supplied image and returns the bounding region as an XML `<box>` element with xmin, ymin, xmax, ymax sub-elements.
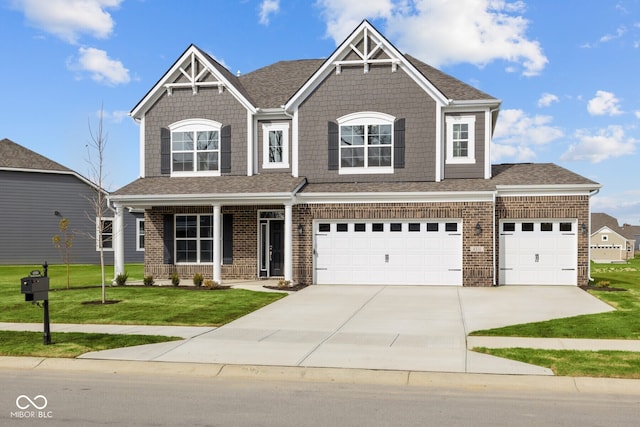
<box><xmin>0</xmin><ymin>138</ymin><xmax>143</xmax><ymax>266</ymax></box>
<box><xmin>590</xmin><ymin>213</ymin><xmax>636</xmax><ymax>263</ymax></box>
<box><xmin>621</xmin><ymin>223</ymin><xmax>640</xmax><ymax>251</ymax></box>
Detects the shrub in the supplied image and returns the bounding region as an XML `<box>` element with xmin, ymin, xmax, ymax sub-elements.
<box><xmin>193</xmin><ymin>273</ymin><xmax>204</xmax><ymax>287</ymax></box>
<box><xmin>204</xmin><ymin>279</ymin><xmax>220</xmax><ymax>289</ymax></box>
<box><xmin>596</xmin><ymin>280</ymin><xmax>611</xmax><ymax>288</ymax></box>
<box><xmin>277</xmin><ymin>279</ymin><xmax>291</xmax><ymax>289</ymax></box>
<box><xmin>114</xmin><ymin>272</ymin><xmax>128</xmax><ymax>286</ymax></box>
<box><xmin>143</xmin><ymin>275</ymin><xmax>155</xmax><ymax>286</ymax></box>
<box><xmin>170</xmin><ymin>271</ymin><xmax>180</xmax><ymax>287</ymax></box>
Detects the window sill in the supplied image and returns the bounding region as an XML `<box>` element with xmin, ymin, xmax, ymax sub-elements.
<box><xmin>338</xmin><ymin>167</ymin><xmax>394</xmax><ymax>175</ymax></box>
<box><xmin>262</xmin><ymin>162</ymin><xmax>290</xmax><ymax>169</ymax></box>
<box><xmin>170</xmin><ymin>171</ymin><xmax>221</xmax><ymax>177</ymax></box>
<box><xmin>446</xmin><ymin>158</ymin><xmax>476</xmax><ymax>165</ymax></box>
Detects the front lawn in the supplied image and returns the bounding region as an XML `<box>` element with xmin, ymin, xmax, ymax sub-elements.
<box><xmin>470</xmin><ymin>255</ymin><xmax>640</xmax><ymax>339</ymax></box>
<box><xmin>0</xmin><ymin>264</ymin><xmax>286</xmax><ymax>326</ymax></box>
<box><xmin>474</xmin><ymin>347</ymin><xmax>640</xmax><ymax>379</ymax></box>
<box><xmin>0</xmin><ymin>330</ymin><xmax>180</xmax><ymax>358</ymax></box>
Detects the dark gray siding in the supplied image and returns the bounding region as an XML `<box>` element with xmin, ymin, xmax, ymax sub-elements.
<box><xmin>297</xmin><ymin>64</ymin><xmax>437</xmax><ymax>183</ymax></box>
<box><xmin>144</xmin><ymin>87</ymin><xmax>248</xmax><ymax>177</ymax></box>
<box><xmin>123</xmin><ymin>211</ymin><xmax>144</xmax><ymax>263</ymax></box>
<box><xmin>443</xmin><ymin>111</ymin><xmax>486</xmax><ymax>179</ymax></box>
<box><xmin>0</xmin><ymin>170</ymin><xmax>142</xmax><ymax>265</ymax></box>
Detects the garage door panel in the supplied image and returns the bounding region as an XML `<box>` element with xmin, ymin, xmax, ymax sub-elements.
<box><xmin>499</xmin><ymin>220</ymin><xmax>577</xmax><ymax>286</ymax></box>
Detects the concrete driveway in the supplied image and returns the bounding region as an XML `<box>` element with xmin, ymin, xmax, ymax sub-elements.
<box><xmin>81</xmin><ymin>285</ymin><xmax>614</xmax><ymax>374</ymax></box>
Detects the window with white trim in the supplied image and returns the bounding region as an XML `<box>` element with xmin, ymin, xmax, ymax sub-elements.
<box><xmin>262</xmin><ymin>123</ymin><xmax>289</xmax><ymax>168</ymax></box>
<box><xmin>175</xmin><ymin>214</ymin><xmax>213</xmax><ymax>263</ymax></box>
<box><xmin>169</xmin><ymin>119</ymin><xmax>221</xmax><ymax>176</ymax></box>
<box><xmin>96</xmin><ymin>218</ymin><xmax>113</xmax><ymax>251</ymax></box>
<box><xmin>136</xmin><ymin>218</ymin><xmax>145</xmax><ymax>251</ymax></box>
<box><xmin>338</xmin><ymin>112</ymin><xmax>394</xmax><ymax>174</ymax></box>
<box><xmin>446</xmin><ymin>115</ymin><xmax>475</xmax><ymax>164</ymax></box>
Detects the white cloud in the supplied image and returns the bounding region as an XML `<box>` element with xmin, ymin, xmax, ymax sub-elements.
<box><xmin>69</xmin><ymin>47</ymin><xmax>130</xmax><ymax>85</ymax></box>
<box><xmin>316</xmin><ymin>0</ymin><xmax>548</xmax><ymax>76</ymax></box>
<box><xmin>537</xmin><ymin>92</ymin><xmax>559</xmax><ymax>107</ymax></box>
<box><xmin>491</xmin><ymin>108</ymin><xmax>563</xmax><ymax>162</ymax></box>
<box><xmin>561</xmin><ymin>125</ymin><xmax>637</xmax><ymax>163</ymax></box>
<box><xmin>587</xmin><ymin>90</ymin><xmax>623</xmax><ymax>116</ymax></box>
<box><xmin>599</xmin><ymin>26</ymin><xmax>627</xmax><ymax>43</ymax></box>
<box><xmin>100</xmin><ymin>109</ymin><xmax>129</xmax><ymax>123</ymax></box>
<box><xmin>11</xmin><ymin>0</ymin><xmax>122</xmax><ymax>44</ymax></box>
<box><xmin>259</xmin><ymin>0</ymin><xmax>280</xmax><ymax>25</ymax></box>
<box><xmin>634</xmin><ymin>110</ymin><xmax>640</xmax><ymax>119</ymax></box>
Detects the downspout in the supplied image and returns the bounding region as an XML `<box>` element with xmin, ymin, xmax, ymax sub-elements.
<box><xmin>492</xmin><ymin>190</ymin><xmax>497</xmax><ymax>286</ymax></box>
<box><xmin>587</xmin><ymin>188</ymin><xmax>601</xmax><ymax>282</ymax></box>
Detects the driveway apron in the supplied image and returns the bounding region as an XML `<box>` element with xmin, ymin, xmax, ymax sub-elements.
<box><xmin>81</xmin><ymin>285</ymin><xmax>614</xmax><ymax>374</ymax></box>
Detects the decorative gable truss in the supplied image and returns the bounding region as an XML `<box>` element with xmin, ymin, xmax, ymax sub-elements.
<box><xmin>165</xmin><ymin>51</ymin><xmax>224</xmax><ymax>96</ymax></box>
<box><xmin>334</xmin><ymin>25</ymin><xmax>400</xmax><ymax>74</ymax></box>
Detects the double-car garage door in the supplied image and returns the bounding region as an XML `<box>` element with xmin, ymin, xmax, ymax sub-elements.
<box><xmin>314</xmin><ymin>220</ymin><xmax>462</xmax><ymax>286</ymax></box>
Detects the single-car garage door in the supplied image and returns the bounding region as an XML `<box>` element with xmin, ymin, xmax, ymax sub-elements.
<box><xmin>499</xmin><ymin>220</ymin><xmax>577</xmax><ymax>285</ymax></box>
<box><xmin>314</xmin><ymin>220</ymin><xmax>462</xmax><ymax>285</ymax></box>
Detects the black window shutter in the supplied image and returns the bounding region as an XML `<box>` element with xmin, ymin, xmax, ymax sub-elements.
<box><xmin>394</xmin><ymin>118</ymin><xmax>405</xmax><ymax>169</ymax></box>
<box><xmin>161</xmin><ymin>128</ymin><xmax>171</xmax><ymax>175</ymax></box>
<box><xmin>222</xmin><ymin>214</ymin><xmax>233</xmax><ymax>264</ymax></box>
<box><xmin>328</xmin><ymin>121</ymin><xmax>339</xmax><ymax>170</ymax></box>
<box><xmin>220</xmin><ymin>125</ymin><xmax>231</xmax><ymax>174</ymax></box>
<box><xmin>163</xmin><ymin>214</ymin><xmax>174</xmax><ymax>264</ymax></box>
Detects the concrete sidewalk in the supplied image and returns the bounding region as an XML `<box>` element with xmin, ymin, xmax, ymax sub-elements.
<box><xmin>2</xmin><ymin>285</ymin><xmax>632</xmax><ymax>378</ymax></box>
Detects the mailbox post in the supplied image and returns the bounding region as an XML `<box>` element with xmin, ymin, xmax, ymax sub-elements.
<box><xmin>20</xmin><ymin>262</ymin><xmax>51</xmax><ymax>345</ymax></box>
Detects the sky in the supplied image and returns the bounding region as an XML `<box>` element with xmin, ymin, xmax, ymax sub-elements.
<box><xmin>1</xmin><ymin>0</ymin><xmax>639</xmax><ymax>225</ymax></box>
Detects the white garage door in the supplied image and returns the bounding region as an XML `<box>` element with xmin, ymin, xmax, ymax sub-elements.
<box><xmin>314</xmin><ymin>220</ymin><xmax>462</xmax><ymax>285</ymax></box>
<box><xmin>499</xmin><ymin>220</ymin><xmax>577</xmax><ymax>285</ymax></box>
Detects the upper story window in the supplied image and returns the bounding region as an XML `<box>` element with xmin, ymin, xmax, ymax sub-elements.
<box><xmin>338</xmin><ymin>112</ymin><xmax>395</xmax><ymax>174</ymax></box>
<box><xmin>262</xmin><ymin>123</ymin><xmax>290</xmax><ymax>169</ymax></box>
<box><xmin>446</xmin><ymin>115</ymin><xmax>475</xmax><ymax>164</ymax></box>
<box><xmin>169</xmin><ymin>119</ymin><xmax>221</xmax><ymax>176</ymax></box>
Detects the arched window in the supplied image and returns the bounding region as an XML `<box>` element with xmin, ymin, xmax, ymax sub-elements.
<box><xmin>169</xmin><ymin>119</ymin><xmax>222</xmax><ymax>176</ymax></box>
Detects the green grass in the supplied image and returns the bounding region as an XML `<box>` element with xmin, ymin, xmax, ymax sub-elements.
<box><xmin>474</xmin><ymin>347</ymin><xmax>640</xmax><ymax>379</ymax></box>
<box><xmin>0</xmin><ymin>264</ymin><xmax>286</xmax><ymax>326</ymax></box>
<box><xmin>0</xmin><ymin>330</ymin><xmax>180</xmax><ymax>358</ymax></box>
<box><xmin>470</xmin><ymin>255</ymin><xmax>640</xmax><ymax>339</ymax></box>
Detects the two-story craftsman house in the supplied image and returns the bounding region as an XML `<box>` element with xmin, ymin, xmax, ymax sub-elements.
<box><xmin>110</xmin><ymin>21</ymin><xmax>600</xmax><ymax>287</ymax></box>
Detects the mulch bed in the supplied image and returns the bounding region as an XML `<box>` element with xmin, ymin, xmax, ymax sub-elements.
<box><xmin>263</xmin><ymin>284</ymin><xmax>308</xmax><ymax>292</ymax></box>
<box><xmin>580</xmin><ymin>285</ymin><xmax>627</xmax><ymax>292</ymax></box>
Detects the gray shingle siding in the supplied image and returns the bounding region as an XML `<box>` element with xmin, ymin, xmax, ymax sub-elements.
<box><xmin>298</xmin><ymin>64</ymin><xmax>437</xmax><ymax>183</ymax></box>
<box><xmin>144</xmin><ymin>87</ymin><xmax>248</xmax><ymax>177</ymax></box>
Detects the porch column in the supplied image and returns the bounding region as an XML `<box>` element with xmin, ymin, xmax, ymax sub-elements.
<box><xmin>213</xmin><ymin>204</ymin><xmax>222</xmax><ymax>283</ymax></box>
<box><xmin>284</xmin><ymin>202</ymin><xmax>293</xmax><ymax>282</ymax></box>
<box><xmin>113</xmin><ymin>203</ymin><xmax>125</xmax><ymax>279</ymax></box>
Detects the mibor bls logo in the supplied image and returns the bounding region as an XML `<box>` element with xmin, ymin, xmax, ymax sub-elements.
<box><xmin>11</xmin><ymin>394</ymin><xmax>53</xmax><ymax>418</ymax></box>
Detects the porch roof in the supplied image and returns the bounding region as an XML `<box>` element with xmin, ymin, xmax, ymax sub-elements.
<box><xmin>110</xmin><ymin>173</ymin><xmax>306</xmax><ymax>207</ymax></box>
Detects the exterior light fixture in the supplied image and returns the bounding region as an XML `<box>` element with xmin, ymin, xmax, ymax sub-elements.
<box><xmin>475</xmin><ymin>222</ymin><xmax>482</xmax><ymax>235</ymax></box>
<box><xmin>581</xmin><ymin>223</ymin><xmax>588</xmax><ymax>235</ymax></box>
<box><xmin>298</xmin><ymin>224</ymin><xmax>303</xmax><ymax>236</ymax></box>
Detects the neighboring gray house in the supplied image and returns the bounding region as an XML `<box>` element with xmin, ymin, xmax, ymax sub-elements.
<box><xmin>0</xmin><ymin>138</ymin><xmax>144</xmax><ymax>265</ymax></box>
<box><xmin>590</xmin><ymin>213</ymin><xmax>636</xmax><ymax>262</ymax></box>
<box><xmin>111</xmin><ymin>21</ymin><xmax>600</xmax><ymax>287</ymax></box>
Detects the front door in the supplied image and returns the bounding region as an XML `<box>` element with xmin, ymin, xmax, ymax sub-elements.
<box><xmin>269</xmin><ymin>220</ymin><xmax>284</xmax><ymax>276</ymax></box>
<box><xmin>259</xmin><ymin>211</ymin><xmax>285</xmax><ymax>277</ymax></box>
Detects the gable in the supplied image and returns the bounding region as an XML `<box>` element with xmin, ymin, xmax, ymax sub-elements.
<box><xmin>131</xmin><ymin>45</ymin><xmax>256</xmax><ymax>119</ymax></box>
<box><xmin>285</xmin><ymin>20</ymin><xmax>489</xmax><ymax>111</ymax></box>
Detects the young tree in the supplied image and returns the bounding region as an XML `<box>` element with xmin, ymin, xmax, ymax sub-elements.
<box><xmin>52</xmin><ymin>217</ymin><xmax>74</xmax><ymax>289</ymax></box>
<box><xmin>86</xmin><ymin>106</ymin><xmax>109</xmax><ymax>304</ymax></box>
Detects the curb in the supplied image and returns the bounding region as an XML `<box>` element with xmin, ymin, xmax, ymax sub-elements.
<box><xmin>2</xmin><ymin>356</ymin><xmax>640</xmax><ymax>395</ymax></box>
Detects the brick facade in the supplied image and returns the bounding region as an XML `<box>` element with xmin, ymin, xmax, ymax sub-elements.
<box><xmin>495</xmin><ymin>195</ymin><xmax>591</xmax><ymax>286</ymax></box>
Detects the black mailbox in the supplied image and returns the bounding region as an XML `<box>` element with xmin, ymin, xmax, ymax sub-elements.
<box><xmin>21</xmin><ymin>275</ymin><xmax>49</xmax><ymax>302</ymax></box>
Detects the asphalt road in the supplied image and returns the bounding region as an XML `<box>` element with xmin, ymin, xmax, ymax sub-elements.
<box><xmin>2</xmin><ymin>369</ymin><xmax>639</xmax><ymax>426</ymax></box>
